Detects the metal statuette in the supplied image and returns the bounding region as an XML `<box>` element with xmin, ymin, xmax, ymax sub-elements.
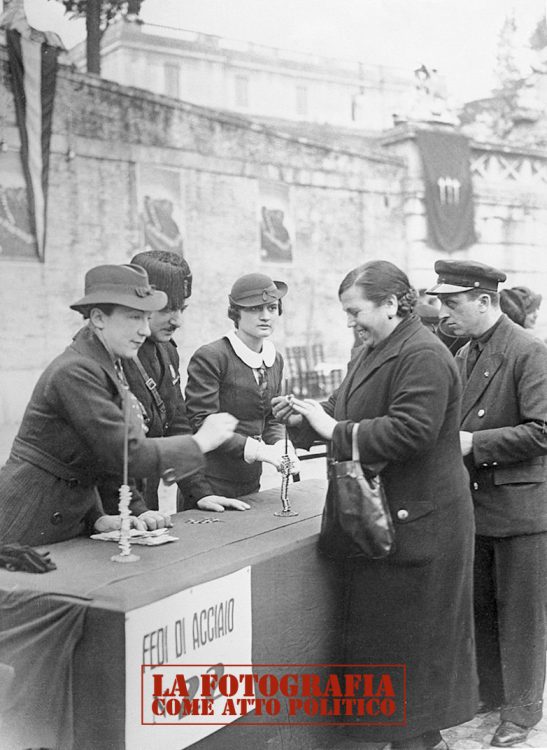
<box><xmin>274</xmin><ymin>428</ymin><xmax>298</xmax><ymax>517</ymax></box>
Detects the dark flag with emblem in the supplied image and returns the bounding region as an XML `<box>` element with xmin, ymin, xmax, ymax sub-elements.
<box><xmin>416</xmin><ymin>130</ymin><xmax>476</xmax><ymax>253</ymax></box>
<box><xmin>0</xmin><ymin>0</ymin><xmax>63</xmax><ymax>260</ymax></box>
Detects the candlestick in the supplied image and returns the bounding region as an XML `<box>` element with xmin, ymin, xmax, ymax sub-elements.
<box><xmin>112</xmin><ymin>386</ymin><xmax>140</xmax><ymax>562</ymax></box>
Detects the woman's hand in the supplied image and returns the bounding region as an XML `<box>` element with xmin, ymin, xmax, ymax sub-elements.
<box><xmin>271</xmin><ymin>395</ymin><xmax>303</xmax><ymax>427</ymax></box>
<box><xmin>272</xmin><ymin>440</ymin><xmax>301</xmax><ymax>475</ymax></box>
<box><xmin>197</xmin><ymin>496</ymin><xmax>251</xmax><ymax>512</ymax></box>
<box><xmin>251</xmin><ymin>440</ymin><xmax>301</xmax><ymax>474</ymax></box>
<box><xmin>93</xmin><ymin>514</ymin><xmax>147</xmax><ymax>534</ymax></box>
<box><xmin>288</xmin><ymin>398</ymin><xmax>337</xmax><ymax>440</ymax></box>
<box><xmin>138</xmin><ymin>510</ymin><xmax>173</xmax><ymax>530</ymax></box>
<box><xmin>194</xmin><ymin>413</ymin><xmax>238</xmax><ymax>453</ymax></box>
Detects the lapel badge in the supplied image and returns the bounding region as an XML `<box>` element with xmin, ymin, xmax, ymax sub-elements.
<box><xmin>169</xmin><ymin>364</ymin><xmax>180</xmax><ymax>385</ymax></box>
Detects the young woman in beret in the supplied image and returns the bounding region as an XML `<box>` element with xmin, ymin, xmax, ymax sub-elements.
<box><xmin>0</xmin><ymin>264</ymin><xmax>236</xmax><ymax>546</ymax></box>
<box><xmin>184</xmin><ymin>272</ymin><xmax>299</xmax><ymax>500</ymax></box>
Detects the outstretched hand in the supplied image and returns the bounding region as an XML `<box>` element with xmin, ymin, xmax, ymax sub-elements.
<box><xmin>194</xmin><ymin>413</ymin><xmax>238</xmax><ymax>453</ymax></box>
<box><xmin>271</xmin><ymin>395</ymin><xmax>303</xmax><ymax>426</ymax></box>
<box><xmin>288</xmin><ymin>397</ymin><xmax>337</xmax><ymax>440</ymax></box>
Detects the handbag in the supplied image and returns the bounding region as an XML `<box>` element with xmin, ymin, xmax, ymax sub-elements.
<box><xmin>319</xmin><ymin>423</ymin><xmax>395</xmax><ymax>559</ymax></box>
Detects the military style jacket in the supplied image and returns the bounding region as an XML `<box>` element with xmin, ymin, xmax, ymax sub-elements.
<box><xmin>106</xmin><ymin>339</ymin><xmax>213</xmax><ymax>511</ymax></box>
<box><xmin>456</xmin><ymin>314</ymin><xmax>547</xmax><ymax>536</ymax></box>
<box><xmin>0</xmin><ymin>326</ymin><xmax>205</xmax><ymax>545</ymax></box>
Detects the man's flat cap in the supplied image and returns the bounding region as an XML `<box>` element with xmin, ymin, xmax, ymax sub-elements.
<box><xmin>427</xmin><ymin>259</ymin><xmax>507</xmax><ymax>295</ymax></box>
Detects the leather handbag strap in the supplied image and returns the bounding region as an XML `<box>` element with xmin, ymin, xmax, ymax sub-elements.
<box><xmin>351</xmin><ymin>423</ymin><xmax>360</xmax><ymax>462</ymax></box>
<box><xmin>328</xmin><ymin>423</ymin><xmax>361</xmax><ymax>465</ymax></box>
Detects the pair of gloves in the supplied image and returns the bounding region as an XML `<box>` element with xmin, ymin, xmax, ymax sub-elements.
<box><xmin>0</xmin><ymin>543</ymin><xmax>56</xmax><ymax>573</ymax></box>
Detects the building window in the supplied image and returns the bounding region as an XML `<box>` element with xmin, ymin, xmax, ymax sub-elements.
<box><xmin>235</xmin><ymin>75</ymin><xmax>249</xmax><ymax>108</ymax></box>
<box><xmin>164</xmin><ymin>63</ymin><xmax>180</xmax><ymax>98</ymax></box>
<box><xmin>296</xmin><ymin>85</ymin><xmax>308</xmax><ymax>117</ymax></box>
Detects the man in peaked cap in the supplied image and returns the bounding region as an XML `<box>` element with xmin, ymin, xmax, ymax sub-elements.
<box><xmin>428</xmin><ymin>259</ymin><xmax>547</xmax><ymax>747</ymax></box>
<box><xmin>100</xmin><ymin>250</ymin><xmax>249</xmax><ymax>518</ymax></box>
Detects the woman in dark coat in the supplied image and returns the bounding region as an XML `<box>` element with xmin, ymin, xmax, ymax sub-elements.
<box><xmin>185</xmin><ymin>273</ymin><xmax>299</xmax><ymax>500</ymax></box>
<box><xmin>273</xmin><ymin>260</ymin><xmax>478</xmax><ymax>749</ymax></box>
<box><xmin>0</xmin><ymin>263</ymin><xmax>236</xmax><ymax>546</ymax></box>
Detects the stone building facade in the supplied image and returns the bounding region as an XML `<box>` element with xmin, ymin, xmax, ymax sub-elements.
<box><xmin>0</xmin><ymin>49</ymin><xmax>406</xmax><ymax>424</ymax></box>
<box><xmin>68</xmin><ymin>19</ymin><xmax>417</xmax><ymax>132</ymax></box>
<box><xmin>1</xmin><ymin>46</ymin><xmax>547</xmax><ymax>427</ymax></box>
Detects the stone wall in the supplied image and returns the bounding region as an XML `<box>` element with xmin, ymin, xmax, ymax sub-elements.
<box><xmin>2</xmin><ymin>47</ymin><xmax>547</xmax><ymax>428</ymax></box>
<box><xmin>381</xmin><ymin>126</ymin><xmax>547</xmax><ymax>337</ymax></box>
<box><xmin>0</xmin><ymin>50</ymin><xmax>405</xmax><ymax>424</ymax></box>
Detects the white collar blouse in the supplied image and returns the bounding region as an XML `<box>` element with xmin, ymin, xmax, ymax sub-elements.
<box><xmin>226</xmin><ymin>330</ymin><xmax>276</xmax><ymax>370</ymax></box>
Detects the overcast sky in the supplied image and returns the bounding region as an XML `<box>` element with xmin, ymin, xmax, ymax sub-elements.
<box><xmin>19</xmin><ymin>0</ymin><xmax>547</xmax><ymax>103</ymax></box>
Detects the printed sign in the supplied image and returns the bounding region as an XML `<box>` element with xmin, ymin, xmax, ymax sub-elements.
<box><xmin>125</xmin><ymin>566</ymin><xmax>252</xmax><ymax>750</ymax></box>
<box><xmin>137</xmin><ymin>163</ymin><xmax>186</xmax><ymax>256</ymax></box>
<box><xmin>258</xmin><ymin>181</ymin><xmax>294</xmax><ymax>263</ymax></box>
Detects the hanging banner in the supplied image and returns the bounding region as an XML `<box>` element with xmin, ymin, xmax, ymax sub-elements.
<box><xmin>416</xmin><ymin>130</ymin><xmax>476</xmax><ymax>253</ymax></box>
<box><xmin>5</xmin><ymin>28</ymin><xmax>59</xmax><ymax>260</ymax></box>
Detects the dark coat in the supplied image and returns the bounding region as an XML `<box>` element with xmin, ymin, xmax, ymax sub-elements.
<box><xmin>100</xmin><ymin>338</ymin><xmax>213</xmax><ymax>513</ymax></box>
<box><xmin>456</xmin><ymin>315</ymin><xmax>547</xmax><ymax>536</ymax></box>
<box><xmin>0</xmin><ymin>326</ymin><xmax>205</xmax><ymax>546</ymax></box>
<box><xmin>185</xmin><ymin>337</ymin><xmax>284</xmax><ymax>497</ymax></box>
<box><xmin>125</xmin><ymin>338</ymin><xmax>188</xmax><ymax>438</ymax></box>
<box><xmin>295</xmin><ymin>315</ymin><xmax>478</xmax><ymax>741</ymax></box>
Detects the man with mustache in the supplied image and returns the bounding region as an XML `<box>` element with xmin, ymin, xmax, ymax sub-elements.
<box><xmin>100</xmin><ymin>250</ymin><xmax>248</xmax><ymax>518</ymax></box>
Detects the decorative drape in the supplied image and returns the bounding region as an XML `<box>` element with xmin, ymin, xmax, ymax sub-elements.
<box><xmin>416</xmin><ymin>130</ymin><xmax>476</xmax><ymax>253</ymax></box>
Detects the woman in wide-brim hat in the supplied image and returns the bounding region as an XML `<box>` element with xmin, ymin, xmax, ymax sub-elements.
<box><xmin>0</xmin><ymin>263</ymin><xmax>236</xmax><ymax>546</ymax></box>
<box><xmin>184</xmin><ymin>272</ymin><xmax>299</xmax><ymax>500</ymax></box>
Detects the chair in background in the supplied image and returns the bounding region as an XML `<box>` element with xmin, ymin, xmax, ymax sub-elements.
<box><xmin>284</xmin><ymin>343</ymin><xmax>344</xmax><ymax>463</ymax></box>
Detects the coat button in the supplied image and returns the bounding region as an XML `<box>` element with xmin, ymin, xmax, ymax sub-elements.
<box><xmin>397</xmin><ymin>509</ymin><xmax>409</xmax><ymax>520</ymax></box>
<box><xmin>473</xmin><ymin>482</ymin><xmax>479</xmax><ymax>491</ymax></box>
<box><xmin>478</xmin><ymin>409</ymin><xmax>485</xmax><ymax>417</ymax></box>
<box><xmin>50</xmin><ymin>512</ymin><xmax>63</xmax><ymax>526</ymax></box>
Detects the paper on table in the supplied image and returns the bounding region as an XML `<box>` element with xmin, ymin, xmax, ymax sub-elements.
<box><xmin>90</xmin><ymin>528</ymin><xmax>179</xmax><ymax>545</ymax></box>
